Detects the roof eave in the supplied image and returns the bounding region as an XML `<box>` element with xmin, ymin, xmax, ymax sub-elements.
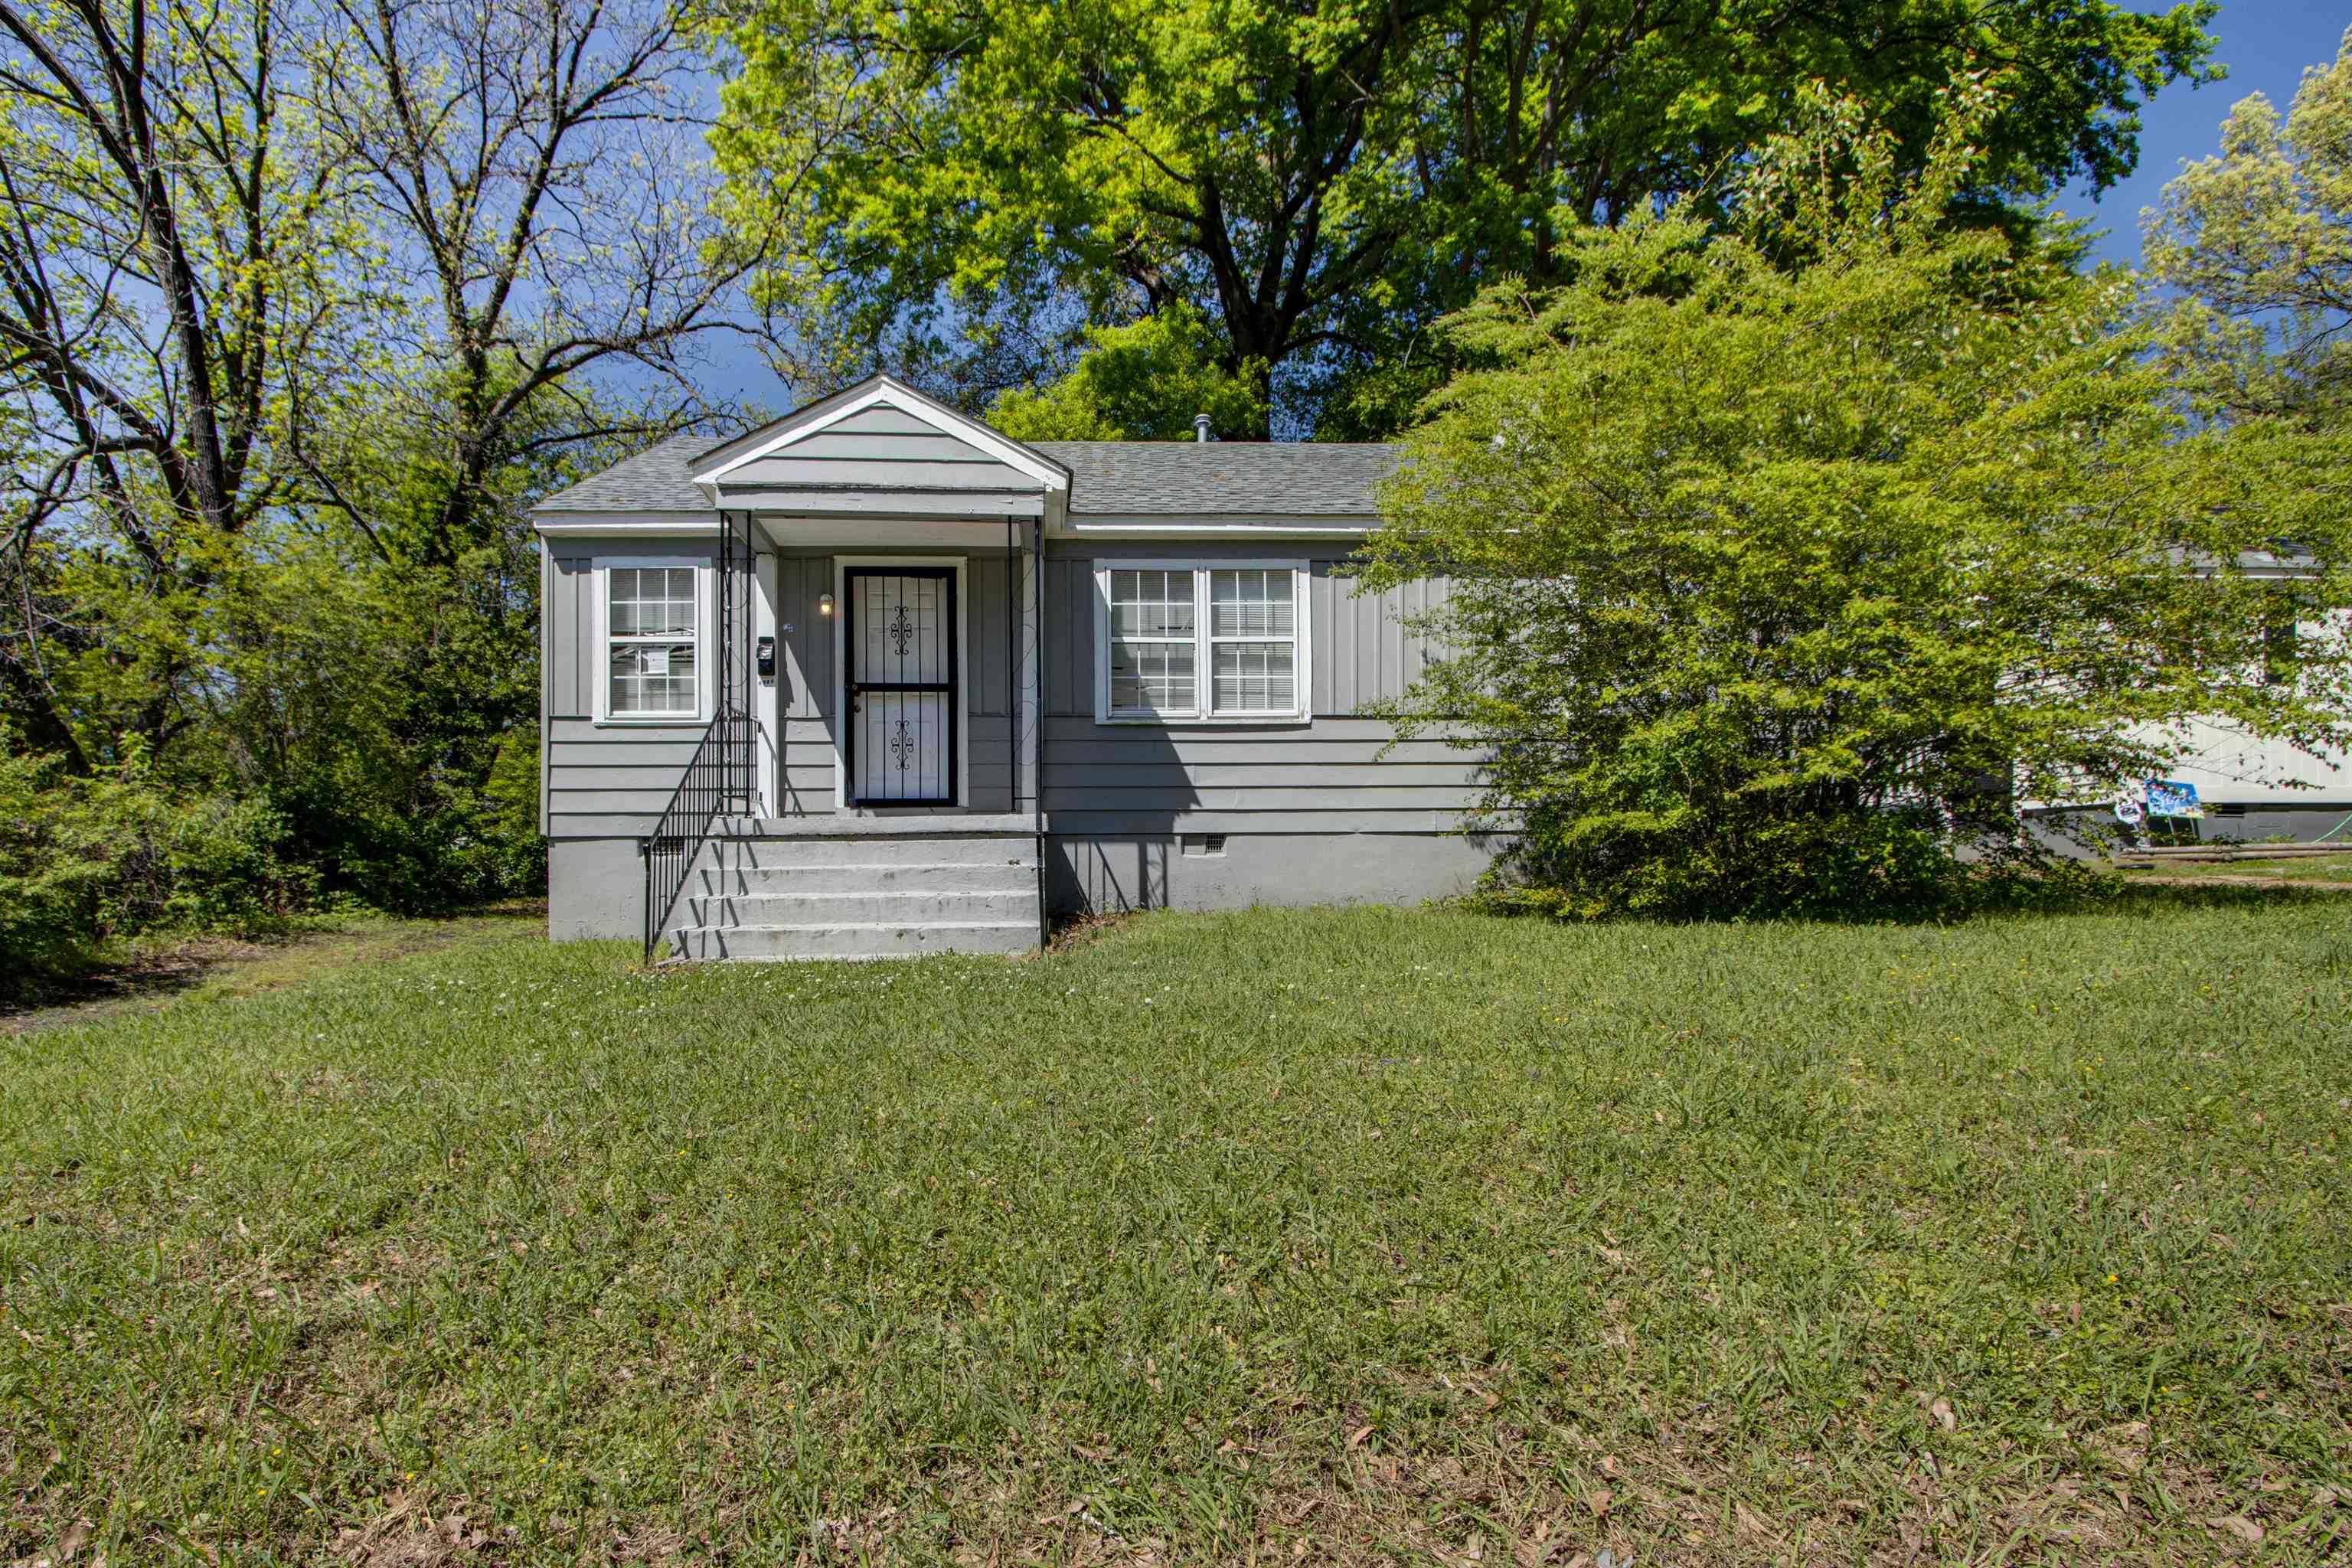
<box><xmin>1056</xmin><ymin>512</ymin><xmax>1383</xmax><ymax>537</ymax></box>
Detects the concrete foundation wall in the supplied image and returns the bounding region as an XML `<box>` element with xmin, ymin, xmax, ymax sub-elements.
<box><xmin>554</xmin><ymin>828</ymin><xmax>1501</xmax><ymax>940</ymax></box>
<box><xmin>1048</xmin><ymin>831</ymin><xmax>1495</xmax><ymax>916</ymax></box>
<box><xmin>550</xmin><ymin>837</ymin><xmax>645</xmax><ymax>941</ymax></box>
<box><xmin>2030</xmin><ymin>801</ymin><xmax>2352</xmax><ymax>851</ymax></box>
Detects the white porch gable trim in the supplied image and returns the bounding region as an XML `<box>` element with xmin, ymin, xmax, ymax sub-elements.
<box><xmin>693</xmin><ymin>374</ymin><xmax>1070</xmax><ymax>497</ymax></box>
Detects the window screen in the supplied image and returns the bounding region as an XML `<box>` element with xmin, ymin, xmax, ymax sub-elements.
<box><xmin>1107</xmin><ymin>568</ymin><xmax>1198</xmax><ymax>715</ymax></box>
<box><xmin>1208</xmin><ymin>569</ymin><xmax>1297</xmax><ymax>714</ymax></box>
<box><xmin>1097</xmin><ymin>563</ymin><xmax>1308</xmax><ymax>722</ymax></box>
<box><xmin>608</xmin><ymin>566</ymin><xmax>699</xmax><ymax>717</ymax></box>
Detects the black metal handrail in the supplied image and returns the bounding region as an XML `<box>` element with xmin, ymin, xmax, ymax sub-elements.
<box><xmin>642</xmin><ymin>705</ymin><xmax>757</xmax><ymax>961</ymax></box>
<box><xmin>644</xmin><ymin>506</ymin><xmax>758</xmax><ymax>962</ymax></box>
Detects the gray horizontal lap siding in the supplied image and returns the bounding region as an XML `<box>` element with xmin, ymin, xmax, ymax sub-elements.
<box><xmin>544</xmin><ymin>539</ymin><xmax>720</xmax><ymax>838</ymax></box>
<box><xmin>719</xmin><ymin>405</ymin><xmax>1048</xmax><ymax>500</ymax></box>
<box><xmin>1037</xmin><ymin>547</ymin><xmax>1483</xmax><ymax>836</ymax></box>
<box><xmin>544</xmin><ymin>536</ymin><xmax>1481</xmax><ymax>841</ymax></box>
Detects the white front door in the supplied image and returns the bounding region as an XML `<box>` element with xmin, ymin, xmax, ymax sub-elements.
<box><xmin>846</xmin><ymin>568</ymin><xmax>957</xmax><ymax>804</ymax></box>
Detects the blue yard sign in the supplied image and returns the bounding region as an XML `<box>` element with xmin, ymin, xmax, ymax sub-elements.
<box><xmin>2145</xmin><ymin>779</ymin><xmax>2203</xmax><ymax>820</ymax></box>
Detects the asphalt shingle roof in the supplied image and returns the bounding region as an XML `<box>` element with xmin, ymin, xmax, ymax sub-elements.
<box><xmin>1031</xmin><ymin>440</ymin><xmax>1400</xmax><ymax>516</ymax></box>
<box><xmin>533</xmin><ymin>429</ymin><xmax>1405</xmax><ymax>519</ymax></box>
<box><xmin>533</xmin><ymin>431</ymin><xmax>714</xmax><ymax>514</ymax></box>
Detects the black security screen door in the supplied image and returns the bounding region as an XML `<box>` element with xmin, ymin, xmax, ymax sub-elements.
<box><xmin>845</xmin><ymin>568</ymin><xmax>957</xmax><ymax>805</ymax></box>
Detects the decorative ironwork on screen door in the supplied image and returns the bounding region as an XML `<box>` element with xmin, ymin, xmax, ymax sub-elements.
<box><xmin>845</xmin><ymin>567</ymin><xmax>956</xmax><ymax>805</ymax></box>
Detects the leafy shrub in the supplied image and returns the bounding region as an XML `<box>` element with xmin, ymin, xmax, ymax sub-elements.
<box><xmin>1502</xmin><ymin>802</ymin><xmax>1971</xmax><ymax>921</ymax></box>
<box><xmin>1362</xmin><ymin>80</ymin><xmax>2348</xmax><ymax>924</ymax></box>
<box><xmin>1467</xmin><ymin>831</ymin><xmax>2128</xmax><ymax>923</ymax></box>
<box><xmin>0</xmin><ymin>738</ymin><xmax>321</xmax><ymax>996</ymax></box>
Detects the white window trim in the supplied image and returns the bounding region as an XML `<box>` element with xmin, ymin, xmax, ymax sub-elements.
<box><xmin>1092</xmin><ymin>559</ymin><xmax>1312</xmax><ymax>726</ymax></box>
<box><xmin>831</xmin><ymin>555</ymin><xmax>972</xmax><ymax>812</ymax></box>
<box><xmin>590</xmin><ymin>556</ymin><xmax>714</xmax><ymax>726</ymax></box>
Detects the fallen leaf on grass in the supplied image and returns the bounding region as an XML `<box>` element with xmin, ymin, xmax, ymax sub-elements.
<box><xmin>1347</xmin><ymin>1424</ymin><xmax>1374</xmax><ymax>1449</ymax></box>
<box><xmin>2207</xmin><ymin>1516</ymin><xmax>2265</xmax><ymax>1545</ymax></box>
<box><xmin>18</xmin><ymin>1519</ymin><xmax>97</xmax><ymax>1568</ymax></box>
<box><xmin>2089</xmin><ymin>1421</ymin><xmax>2149</xmax><ymax>1475</ymax></box>
<box><xmin>1588</xmin><ymin>1489</ymin><xmax>1613</xmax><ymax>1517</ymax></box>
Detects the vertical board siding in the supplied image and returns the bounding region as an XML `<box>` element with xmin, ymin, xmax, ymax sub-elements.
<box><xmin>547</xmin><ymin>553</ymin><xmax>590</xmax><ymax>719</ymax></box>
<box><xmin>966</xmin><ymin>549</ymin><xmax>1018</xmax><ymax>811</ymax></box>
<box><xmin>773</xmin><ymin>554</ymin><xmax>835</xmax><ymax>815</ymax></box>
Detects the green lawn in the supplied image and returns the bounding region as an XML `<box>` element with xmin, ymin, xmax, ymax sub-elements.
<box><xmin>4</xmin><ymin>897</ymin><xmax>2347</xmax><ymax>1564</ymax></box>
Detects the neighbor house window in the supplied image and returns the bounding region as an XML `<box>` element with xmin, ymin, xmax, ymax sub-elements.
<box><xmin>1096</xmin><ymin>561</ymin><xmax>1308</xmax><ymax>722</ymax></box>
<box><xmin>604</xmin><ymin>564</ymin><xmax>702</xmax><ymax>719</ymax></box>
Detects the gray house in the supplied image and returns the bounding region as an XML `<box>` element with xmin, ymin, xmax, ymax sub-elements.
<box><xmin>533</xmin><ymin>374</ymin><xmax>1487</xmax><ymax>959</ymax></box>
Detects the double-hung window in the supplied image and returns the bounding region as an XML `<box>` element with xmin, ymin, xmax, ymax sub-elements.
<box><xmin>601</xmin><ymin>564</ymin><xmax>705</xmax><ymax>721</ymax></box>
<box><xmin>1096</xmin><ymin>561</ymin><xmax>1309</xmax><ymax>723</ymax></box>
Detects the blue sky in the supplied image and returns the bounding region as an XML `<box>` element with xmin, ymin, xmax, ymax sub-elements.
<box><xmin>2066</xmin><ymin>2</ymin><xmax>2347</xmax><ymax>268</ymax></box>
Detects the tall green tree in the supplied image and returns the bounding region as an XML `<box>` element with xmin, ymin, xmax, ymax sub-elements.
<box><xmin>2145</xmin><ymin>24</ymin><xmax>2352</xmax><ymax>433</ymax></box>
<box><xmin>709</xmin><ymin>0</ymin><xmax>2217</xmax><ymax>438</ymax></box>
<box><xmin>290</xmin><ymin>0</ymin><xmax>773</xmax><ymax>903</ymax></box>
<box><xmin>0</xmin><ymin>0</ymin><xmax>761</xmax><ymax>913</ymax></box>
<box><xmin>1358</xmin><ymin>76</ymin><xmax>2348</xmax><ymax>919</ymax></box>
<box><xmin>0</xmin><ymin>0</ymin><xmax>373</xmax><ymax>766</ymax></box>
<box><xmin>985</xmin><ymin>305</ymin><xmax>1266</xmax><ymax>441</ymax></box>
<box><xmin>304</xmin><ymin>0</ymin><xmax>766</xmax><ymax>567</ymax></box>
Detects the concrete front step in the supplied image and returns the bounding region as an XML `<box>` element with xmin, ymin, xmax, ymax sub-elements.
<box><xmin>697</xmin><ymin>860</ymin><xmax>1037</xmax><ymax>897</ymax></box>
<box><xmin>681</xmin><ymin>888</ymin><xmax>1038</xmax><ymax>927</ymax></box>
<box><xmin>658</xmin><ymin>818</ymin><xmax>1043</xmax><ymax>963</ymax></box>
<box><xmin>668</xmin><ymin>920</ymin><xmax>1038</xmax><ymax>961</ymax></box>
<box><xmin>708</xmin><ymin>834</ymin><xmax>1036</xmax><ymax>871</ymax></box>
<box><xmin>714</xmin><ymin>813</ymin><xmax>1035</xmax><ymax>836</ymax></box>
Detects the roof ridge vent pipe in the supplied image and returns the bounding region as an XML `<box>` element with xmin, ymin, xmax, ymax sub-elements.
<box><xmin>1194</xmin><ymin>413</ymin><xmax>1211</xmax><ymax>443</ymax></box>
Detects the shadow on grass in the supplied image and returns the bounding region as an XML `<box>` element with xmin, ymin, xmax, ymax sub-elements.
<box><xmin>0</xmin><ymin>942</ymin><xmax>223</xmax><ymax>1021</ymax></box>
<box><xmin>1457</xmin><ymin>869</ymin><xmax>2348</xmax><ymax>933</ymax></box>
<box><xmin>1</xmin><ymin>900</ymin><xmax>547</xmax><ymax>1033</ymax></box>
